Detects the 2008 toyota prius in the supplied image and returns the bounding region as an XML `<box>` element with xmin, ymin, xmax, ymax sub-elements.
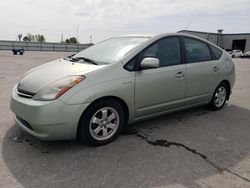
<box><xmin>11</xmin><ymin>33</ymin><xmax>235</xmax><ymax>146</ymax></box>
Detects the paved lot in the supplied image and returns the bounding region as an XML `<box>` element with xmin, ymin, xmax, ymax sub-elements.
<box><xmin>0</xmin><ymin>51</ymin><xmax>250</xmax><ymax>188</ymax></box>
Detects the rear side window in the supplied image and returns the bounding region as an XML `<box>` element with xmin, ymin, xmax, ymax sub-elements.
<box><xmin>141</xmin><ymin>37</ymin><xmax>181</xmax><ymax>67</ymax></box>
<box><xmin>184</xmin><ymin>37</ymin><xmax>211</xmax><ymax>63</ymax></box>
<box><xmin>210</xmin><ymin>45</ymin><xmax>222</xmax><ymax>60</ymax></box>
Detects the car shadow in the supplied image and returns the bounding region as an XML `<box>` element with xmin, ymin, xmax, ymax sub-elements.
<box><xmin>2</xmin><ymin>104</ymin><xmax>250</xmax><ymax>188</ymax></box>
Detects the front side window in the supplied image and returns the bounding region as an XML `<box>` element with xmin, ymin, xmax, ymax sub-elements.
<box><xmin>184</xmin><ymin>37</ymin><xmax>211</xmax><ymax>63</ymax></box>
<box><xmin>140</xmin><ymin>37</ymin><xmax>182</xmax><ymax>67</ymax></box>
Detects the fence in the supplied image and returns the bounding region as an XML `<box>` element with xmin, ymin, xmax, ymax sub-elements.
<box><xmin>0</xmin><ymin>40</ymin><xmax>92</xmax><ymax>52</ymax></box>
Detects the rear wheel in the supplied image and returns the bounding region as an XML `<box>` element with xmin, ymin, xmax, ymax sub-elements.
<box><xmin>79</xmin><ymin>100</ymin><xmax>125</xmax><ymax>146</ymax></box>
<box><xmin>209</xmin><ymin>83</ymin><xmax>228</xmax><ymax>110</ymax></box>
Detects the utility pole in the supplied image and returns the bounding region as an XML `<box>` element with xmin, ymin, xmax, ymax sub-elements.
<box><xmin>18</xmin><ymin>34</ymin><xmax>22</xmax><ymax>41</ymax></box>
<box><xmin>61</xmin><ymin>34</ymin><xmax>64</xmax><ymax>43</ymax></box>
<box><xmin>75</xmin><ymin>25</ymin><xmax>80</xmax><ymax>43</ymax></box>
<box><xmin>90</xmin><ymin>35</ymin><xmax>92</xmax><ymax>43</ymax></box>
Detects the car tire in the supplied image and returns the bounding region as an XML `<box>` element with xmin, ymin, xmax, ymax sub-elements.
<box><xmin>209</xmin><ymin>82</ymin><xmax>229</xmax><ymax>110</ymax></box>
<box><xmin>79</xmin><ymin>99</ymin><xmax>125</xmax><ymax>146</ymax></box>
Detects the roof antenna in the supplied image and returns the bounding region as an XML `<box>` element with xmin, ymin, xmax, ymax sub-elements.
<box><xmin>185</xmin><ymin>22</ymin><xmax>191</xmax><ymax>30</ymax></box>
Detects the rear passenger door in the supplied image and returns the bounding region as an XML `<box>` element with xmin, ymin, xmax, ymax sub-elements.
<box><xmin>183</xmin><ymin>37</ymin><xmax>222</xmax><ymax>105</ymax></box>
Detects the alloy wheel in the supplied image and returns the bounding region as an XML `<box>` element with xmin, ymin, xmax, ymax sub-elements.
<box><xmin>89</xmin><ymin>107</ymin><xmax>120</xmax><ymax>141</ymax></box>
<box><xmin>214</xmin><ymin>86</ymin><xmax>227</xmax><ymax>108</ymax></box>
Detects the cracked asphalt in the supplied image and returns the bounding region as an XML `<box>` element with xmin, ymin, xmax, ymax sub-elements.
<box><xmin>1</xmin><ymin>51</ymin><xmax>250</xmax><ymax>188</ymax></box>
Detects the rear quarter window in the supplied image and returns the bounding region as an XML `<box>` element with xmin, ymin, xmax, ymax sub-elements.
<box><xmin>210</xmin><ymin>45</ymin><xmax>223</xmax><ymax>60</ymax></box>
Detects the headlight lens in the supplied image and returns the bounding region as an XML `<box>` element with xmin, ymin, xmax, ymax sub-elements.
<box><xmin>33</xmin><ymin>75</ymin><xmax>85</xmax><ymax>101</ymax></box>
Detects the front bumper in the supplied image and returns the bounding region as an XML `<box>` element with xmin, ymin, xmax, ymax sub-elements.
<box><xmin>10</xmin><ymin>85</ymin><xmax>89</xmax><ymax>140</ymax></box>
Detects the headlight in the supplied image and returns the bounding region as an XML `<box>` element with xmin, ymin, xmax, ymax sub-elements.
<box><xmin>33</xmin><ymin>75</ymin><xmax>85</xmax><ymax>101</ymax></box>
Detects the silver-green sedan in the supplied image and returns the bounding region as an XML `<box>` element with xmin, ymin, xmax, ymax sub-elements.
<box><xmin>10</xmin><ymin>33</ymin><xmax>235</xmax><ymax>146</ymax></box>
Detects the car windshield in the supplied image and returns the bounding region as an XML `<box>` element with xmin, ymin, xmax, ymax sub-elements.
<box><xmin>73</xmin><ymin>37</ymin><xmax>150</xmax><ymax>64</ymax></box>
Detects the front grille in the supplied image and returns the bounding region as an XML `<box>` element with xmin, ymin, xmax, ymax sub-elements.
<box><xmin>16</xmin><ymin>116</ymin><xmax>33</xmax><ymax>130</ymax></box>
<box><xmin>17</xmin><ymin>88</ymin><xmax>35</xmax><ymax>98</ymax></box>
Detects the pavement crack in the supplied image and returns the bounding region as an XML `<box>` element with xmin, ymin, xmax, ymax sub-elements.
<box><xmin>128</xmin><ymin>128</ymin><xmax>250</xmax><ymax>183</ymax></box>
<box><xmin>224</xmin><ymin>169</ymin><xmax>250</xmax><ymax>183</ymax></box>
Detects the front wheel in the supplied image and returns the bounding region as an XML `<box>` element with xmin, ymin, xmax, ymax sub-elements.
<box><xmin>209</xmin><ymin>83</ymin><xmax>228</xmax><ymax>110</ymax></box>
<box><xmin>79</xmin><ymin>100</ymin><xmax>125</xmax><ymax>146</ymax></box>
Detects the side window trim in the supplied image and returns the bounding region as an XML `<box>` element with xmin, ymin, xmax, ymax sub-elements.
<box><xmin>180</xmin><ymin>36</ymin><xmax>187</xmax><ymax>64</ymax></box>
<box><xmin>207</xmin><ymin>43</ymin><xmax>214</xmax><ymax>60</ymax></box>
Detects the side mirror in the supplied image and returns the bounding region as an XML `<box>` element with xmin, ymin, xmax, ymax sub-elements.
<box><xmin>140</xmin><ymin>57</ymin><xmax>159</xmax><ymax>70</ymax></box>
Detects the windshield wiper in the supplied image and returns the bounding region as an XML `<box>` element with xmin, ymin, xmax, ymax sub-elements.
<box><xmin>68</xmin><ymin>56</ymin><xmax>98</xmax><ymax>65</ymax></box>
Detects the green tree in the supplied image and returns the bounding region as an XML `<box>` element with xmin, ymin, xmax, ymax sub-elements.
<box><xmin>65</xmin><ymin>37</ymin><xmax>78</xmax><ymax>43</ymax></box>
<box><xmin>23</xmin><ymin>33</ymin><xmax>35</xmax><ymax>42</ymax></box>
<box><xmin>23</xmin><ymin>34</ymin><xmax>46</xmax><ymax>42</ymax></box>
<box><xmin>35</xmin><ymin>34</ymin><xmax>45</xmax><ymax>42</ymax></box>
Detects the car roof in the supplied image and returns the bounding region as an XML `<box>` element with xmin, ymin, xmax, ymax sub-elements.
<box><xmin>119</xmin><ymin>32</ymin><xmax>204</xmax><ymax>38</ymax></box>
<box><xmin>118</xmin><ymin>32</ymin><xmax>216</xmax><ymax>43</ymax></box>
<box><xmin>119</xmin><ymin>34</ymin><xmax>154</xmax><ymax>38</ymax></box>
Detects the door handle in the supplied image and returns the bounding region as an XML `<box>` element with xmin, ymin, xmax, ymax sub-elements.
<box><xmin>176</xmin><ymin>72</ymin><xmax>185</xmax><ymax>78</ymax></box>
<box><xmin>213</xmin><ymin>66</ymin><xmax>220</xmax><ymax>72</ymax></box>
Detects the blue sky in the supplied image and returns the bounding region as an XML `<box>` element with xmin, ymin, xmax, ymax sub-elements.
<box><xmin>0</xmin><ymin>0</ymin><xmax>250</xmax><ymax>43</ymax></box>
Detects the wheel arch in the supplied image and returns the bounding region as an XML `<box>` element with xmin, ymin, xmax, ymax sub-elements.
<box><xmin>219</xmin><ymin>80</ymin><xmax>231</xmax><ymax>100</ymax></box>
<box><xmin>76</xmin><ymin>96</ymin><xmax>129</xmax><ymax>138</ymax></box>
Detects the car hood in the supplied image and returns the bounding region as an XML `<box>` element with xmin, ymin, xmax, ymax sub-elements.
<box><xmin>18</xmin><ymin>59</ymin><xmax>105</xmax><ymax>93</ymax></box>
